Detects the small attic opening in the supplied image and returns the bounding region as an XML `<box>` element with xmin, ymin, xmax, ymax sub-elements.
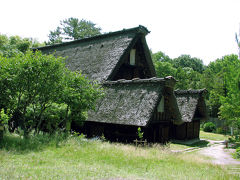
<box><xmin>130</xmin><ymin>49</ymin><xmax>136</xmax><ymax>65</ymax></box>
<box><xmin>112</xmin><ymin>39</ymin><xmax>153</xmax><ymax>80</ymax></box>
<box><xmin>157</xmin><ymin>96</ymin><xmax>164</xmax><ymax>113</ymax></box>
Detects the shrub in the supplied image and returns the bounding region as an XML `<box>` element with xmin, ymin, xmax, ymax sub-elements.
<box><xmin>137</xmin><ymin>127</ymin><xmax>144</xmax><ymax>140</ymax></box>
<box><xmin>216</xmin><ymin>127</ymin><xmax>224</xmax><ymax>134</ymax></box>
<box><xmin>0</xmin><ymin>109</ymin><xmax>9</xmax><ymax>140</ymax></box>
<box><xmin>203</xmin><ymin>122</ymin><xmax>216</xmax><ymax>132</ymax></box>
<box><xmin>233</xmin><ymin>147</ymin><xmax>240</xmax><ymax>159</ymax></box>
<box><xmin>0</xmin><ymin>109</ymin><xmax>9</xmax><ymax>126</ymax></box>
<box><xmin>0</xmin><ymin>51</ymin><xmax>103</xmax><ymax>136</ymax></box>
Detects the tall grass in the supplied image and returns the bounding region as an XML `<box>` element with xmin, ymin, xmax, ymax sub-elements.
<box><xmin>0</xmin><ymin>132</ymin><xmax>68</xmax><ymax>153</ymax></box>
<box><xmin>0</xmin><ymin>133</ymin><xmax>238</xmax><ymax>179</ymax></box>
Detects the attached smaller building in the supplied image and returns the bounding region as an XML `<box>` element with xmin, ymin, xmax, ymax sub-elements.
<box><xmin>84</xmin><ymin>76</ymin><xmax>181</xmax><ymax>143</ymax></box>
<box><xmin>172</xmin><ymin>89</ymin><xmax>208</xmax><ymax>140</ymax></box>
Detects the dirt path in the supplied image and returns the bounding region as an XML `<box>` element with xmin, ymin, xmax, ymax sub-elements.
<box><xmin>199</xmin><ymin>140</ymin><xmax>240</xmax><ymax>165</ymax></box>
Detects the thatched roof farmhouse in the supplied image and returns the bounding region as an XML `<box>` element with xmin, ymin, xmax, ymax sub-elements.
<box><xmin>37</xmin><ymin>26</ymin><xmax>155</xmax><ymax>82</ymax></box>
<box><xmin>36</xmin><ymin>26</ymin><xmax>208</xmax><ymax>142</ymax></box>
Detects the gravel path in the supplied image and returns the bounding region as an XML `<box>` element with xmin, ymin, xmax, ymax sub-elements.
<box><xmin>199</xmin><ymin>140</ymin><xmax>240</xmax><ymax>165</ymax></box>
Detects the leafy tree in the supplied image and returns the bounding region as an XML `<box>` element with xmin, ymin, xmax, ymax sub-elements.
<box><xmin>48</xmin><ymin>17</ymin><xmax>101</xmax><ymax>44</ymax></box>
<box><xmin>173</xmin><ymin>55</ymin><xmax>205</xmax><ymax>73</ymax></box>
<box><xmin>174</xmin><ymin>67</ymin><xmax>202</xmax><ymax>89</ymax></box>
<box><xmin>200</xmin><ymin>59</ymin><xmax>227</xmax><ymax>117</ymax></box>
<box><xmin>0</xmin><ymin>51</ymin><xmax>102</xmax><ymax>136</ymax></box>
<box><xmin>218</xmin><ymin>54</ymin><xmax>240</xmax><ymax>131</ymax></box>
<box><xmin>152</xmin><ymin>51</ymin><xmax>172</xmax><ymax>63</ymax></box>
<box><xmin>48</xmin><ymin>27</ymin><xmax>63</xmax><ymax>44</ymax></box>
<box><xmin>0</xmin><ymin>34</ymin><xmax>44</xmax><ymax>57</ymax></box>
<box><xmin>200</xmin><ymin>54</ymin><xmax>240</xmax><ymax>131</ymax></box>
<box><xmin>154</xmin><ymin>61</ymin><xmax>176</xmax><ymax>78</ymax></box>
<box><xmin>152</xmin><ymin>51</ymin><xmax>204</xmax><ymax>90</ymax></box>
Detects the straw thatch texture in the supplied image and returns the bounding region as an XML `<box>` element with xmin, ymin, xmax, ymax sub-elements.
<box><xmin>88</xmin><ymin>78</ymin><xmax>167</xmax><ymax>126</ymax></box>
<box><xmin>43</xmin><ymin>35</ymin><xmax>134</xmax><ymax>82</ymax></box>
<box><xmin>174</xmin><ymin>89</ymin><xmax>208</xmax><ymax>122</ymax></box>
<box><xmin>36</xmin><ymin>26</ymin><xmax>155</xmax><ymax>82</ymax></box>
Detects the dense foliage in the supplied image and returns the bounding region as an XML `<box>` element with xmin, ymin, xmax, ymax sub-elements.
<box><xmin>203</xmin><ymin>122</ymin><xmax>216</xmax><ymax>132</ymax></box>
<box><xmin>217</xmin><ymin>55</ymin><xmax>240</xmax><ymax>130</ymax></box>
<box><xmin>0</xmin><ymin>34</ymin><xmax>44</xmax><ymax>57</ymax></box>
<box><xmin>152</xmin><ymin>51</ymin><xmax>205</xmax><ymax>89</ymax></box>
<box><xmin>48</xmin><ymin>17</ymin><xmax>102</xmax><ymax>44</ymax></box>
<box><xmin>0</xmin><ymin>51</ymin><xmax>102</xmax><ymax>137</ymax></box>
<box><xmin>234</xmin><ymin>147</ymin><xmax>240</xmax><ymax>159</ymax></box>
<box><xmin>152</xmin><ymin>51</ymin><xmax>240</xmax><ymax>133</ymax></box>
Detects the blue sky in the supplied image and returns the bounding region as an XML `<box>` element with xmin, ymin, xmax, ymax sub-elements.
<box><xmin>1</xmin><ymin>0</ymin><xmax>240</xmax><ymax>65</ymax></box>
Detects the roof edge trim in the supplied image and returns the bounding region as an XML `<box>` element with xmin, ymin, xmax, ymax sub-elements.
<box><xmin>33</xmin><ymin>25</ymin><xmax>150</xmax><ymax>51</ymax></box>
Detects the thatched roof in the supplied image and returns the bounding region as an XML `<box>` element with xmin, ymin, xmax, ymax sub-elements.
<box><xmin>174</xmin><ymin>89</ymin><xmax>208</xmax><ymax>123</ymax></box>
<box><xmin>35</xmin><ymin>26</ymin><xmax>155</xmax><ymax>82</ymax></box>
<box><xmin>88</xmin><ymin>77</ymin><xmax>179</xmax><ymax>127</ymax></box>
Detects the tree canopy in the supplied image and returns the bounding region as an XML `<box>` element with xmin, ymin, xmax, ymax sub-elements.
<box><xmin>173</xmin><ymin>55</ymin><xmax>205</xmax><ymax>73</ymax></box>
<box><xmin>0</xmin><ymin>51</ymin><xmax>103</xmax><ymax>136</ymax></box>
<box><xmin>48</xmin><ymin>17</ymin><xmax>102</xmax><ymax>44</ymax></box>
<box><xmin>0</xmin><ymin>34</ymin><xmax>44</xmax><ymax>57</ymax></box>
<box><xmin>152</xmin><ymin>50</ymin><xmax>240</xmax><ymax>132</ymax></box>
<box><xmin>152</xmin><ymin>51</ymin><xmax>205</xmax><ymax>89</ymax></box>
<box><xmin>215</xmin><ymin>55</ymin><xmax>240</xmax><ymax>129</ymax></box>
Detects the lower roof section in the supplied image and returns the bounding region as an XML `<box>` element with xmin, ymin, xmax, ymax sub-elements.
<box><xmin>174</xmin><ymin>89</ymin><xmax>208</xmax><ymax>123</ymax></box>
<box><xmin>87</xmin><ymin>77</ymin><xmax>176</xmax><ymax>127</ymax></box>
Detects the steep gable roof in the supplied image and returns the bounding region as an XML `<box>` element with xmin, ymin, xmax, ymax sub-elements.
<box><xmin>88</xmin><ymin>77</ymin><xmax>180</xmax><ymax>126</ymax></box>
<box><xmin>35</xmin><ymin>26</ymin><xmax>155</xmax><ymax>82</ymax></box>
<box><xmin>174</xmin><ymin>89</ymin><xmax>208</xmax><ymax>123</ymax></box>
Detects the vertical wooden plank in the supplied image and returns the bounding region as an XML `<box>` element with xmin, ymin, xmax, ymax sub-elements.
<box><xmin>187</xmin><ymin>122</ymin><xmax>194</xmax><ymax>139</ymax></box>
<box><xmin>193</xmin><ymin>120</ymin><xmax>200</xmax><ymax>138</ymax></box>
<box><xmin>175</xmin><ymin>123</ymin><xmax>186</xmax><ymax>140</ymax></box>
<box><xmin>153</xmin><ymin>128</ymin><xmax>156</xmax><ymax>143</ymax></box>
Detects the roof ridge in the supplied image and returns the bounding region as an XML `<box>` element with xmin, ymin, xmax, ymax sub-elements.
<box><xmin>34</xmin><ymin>25</ymin><xmax>149</xmax><ymax>51</ymax></box>
<box><xmin>102</xmin><ymin>76</ymin><xmax>178</xmax><ymax>85</ymax></box>
<box><xmin>174</xmin><ymin>89</ymin><xmax>207</xmax><ymax>95</ymax></box>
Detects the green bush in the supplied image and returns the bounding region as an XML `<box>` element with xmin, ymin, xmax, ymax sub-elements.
<box><xmin>233</xmin><ymin>147</ymin><xmax>240</xmax><ymax>159</ymax></box>
<box><xmin>203</xmin><ymin>122</ymin><xmax>216</xmax><ymax>132</ymax></box>
<box><xmin>0</xmin><ymin>109</ymin><xmax>9</xmax><ymax>140</ymax></box>
<box><xmin>0</xmin><ymin>51</ymin><xmax>103</xmax><ymax>136</ymax></box>
<box><xmin>216</xmin><ymin>127</ymin><xmax>225</xmax><ymax>134</ymax></box>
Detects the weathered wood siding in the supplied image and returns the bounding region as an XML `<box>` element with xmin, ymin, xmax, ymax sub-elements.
<box><xmin>173</xmin><ymin>119</ymin><xmax>200</xmax><ymax>140</ymax></box>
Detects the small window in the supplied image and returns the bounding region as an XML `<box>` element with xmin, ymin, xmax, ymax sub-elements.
<box><xmin>157</xmin><ymin>96</ymin><xmax>164</xmax><ymax>113</ymax></box>
<box><xmin>130</xmin><ymin>49</ymin><xmax>136</xmax><ymax>65</ymax></box>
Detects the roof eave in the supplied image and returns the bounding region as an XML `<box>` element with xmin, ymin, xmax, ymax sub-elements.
<box><xmin>33</xmin><ymin>25</ymin><xmax>150</xmax><ymax>52</ymax></box>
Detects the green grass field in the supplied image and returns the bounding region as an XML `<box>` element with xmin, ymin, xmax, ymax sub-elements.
<box><xmin>200</xmin><ymin>130</ymin><xmax>229</xmax><ymax>141</ymax></box>
<box><xmin>0</xmin><ymin>133</ymin><xmax>238</xmax><ymax>180</ymax></box>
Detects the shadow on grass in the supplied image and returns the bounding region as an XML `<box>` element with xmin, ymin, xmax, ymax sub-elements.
<box><xmin>189</xmin><ymin>140</ymin><xmax>209</xmax><ymax>148</ymax></box>
<box><xmin>172</xmin><ymin>140</ymin><xmax>209</xmax><ymax>148</ymax></box>
<box><xmin>0</xmin><ymin>133</ymin><xmax>69</xmax><ymax>154</ymax></box>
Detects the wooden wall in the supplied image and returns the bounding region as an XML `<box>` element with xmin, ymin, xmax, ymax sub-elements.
<box><xmin>148</xmin><ymin>101</ymin><xmax>171</xmax><ymax>143</ymax></box>
<box><xmin>173</xmin><ymin>120</ymin><xmax>200</xmax><ymax>140</ymax></box>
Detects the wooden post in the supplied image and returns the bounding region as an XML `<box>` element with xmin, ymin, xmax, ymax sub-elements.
<box><xmin>0</xmin><ymin>125</ymin><xmax>3</xmax><ymax>141</ymax></box>
<box><xmin>134</xmin><ymin>139</ymin><xmax>147</xmax><ymax>147</ymax></box>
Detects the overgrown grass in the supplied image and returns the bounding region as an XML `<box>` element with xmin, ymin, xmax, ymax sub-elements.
<box><xmin>200</xmin><ymin>130</ymin><xmax>229</xmax><ymax>141</ymax></box>
<box><xmin>0</xmin><ymin>132</ymin><xmax>68</xmax><ymax>152</ymax></box>
<box><xmin>0</xmin><ymin>133</ymin><xmax>238</xmax><ymax>179</ymax></box>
